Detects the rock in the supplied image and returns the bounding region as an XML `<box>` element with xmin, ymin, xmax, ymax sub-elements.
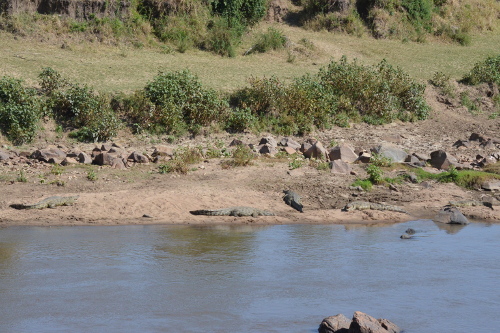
<box><xmin>412</xmin><ymin>152</ymin><xmax>430</xmax><ymax>161</ymax></box>
<box><xmin>452</xmin><ymin>140</ymin><xmax>470</xmax><ymax>148</ymax></box>
<box><xmin>404</xmin><ymin>155</ymin><xmax>420</xmax><ymax>164</ymax></box>
<box><xmin>434</xmin><ymin>207</ymin><xmax>470</xmax><ymax>225</ymax></box>
<box><xmin>469</xmin><ymin>133</ymin><xmax>486</xmax><ymax>142</ymax></box>
<box><xmin>78</xmin><ymin>152</ymin><xmax>92</xmax><ymax>164</ymax></box>
<box><xmin>0</xmin><ymin>150</ymin><xmax>11</xmax><ymax>161</ymax></box>
<box><xmin>266</xmin><ymin>0</ymin><xmax>289</xmax><ymax>23</ymax></box>
<box><xmin>329</xmin><ymin>144</ymin><xmax>358</xmax><ymax>163</ymax></box>
<box><xmin>356</xmin><ymin>152</ymin><xmax>371</xmax><ymax>163</ymax></box>
<box><xmin>480</xmin><ymin>139</ymin><xmax>496</xmax><ymax>150</ymax></box>
<box><xmin>259</xmin><ymin>136</ymin><xmax>278</xmax><ymax>148</ymax></box>
<box><xmin>108</xmin><ymin>147</ymin><xmax>123</xmax><ymax>154</ymax></box>
<box><xmin>303</xmin><ymin>140</ymin><xmax>329</xmax><ymax>160</ymax></box>
<box><xmin>61</xmin><ymin>157</ymin><xmax>78</xmax><ymax>166</ymax></box>
<box><xmin>378</xmin><ymin>318</ymin><xmax>402</xmax><ymax>333</ymax></box>
<box><xmin>349</xmin><ymin>311</ymin><xmax>401</xmax><ymax>333</ymax></box>
<box><xmin>128</xmin><ymin>151</ymin><xmax>149</xmax><ymax>163</ymax></box>
<box><xmin>152</xmin><ymin>145</ymin><xmax>174</xmax><ymax>157</ymax></box>
<box><xmin>371</xmin><ymin>143</ymin><xmax>408</xmax><ymax>163</ymax></box>
<box><xmin>100</xmin><ymin>143</ymin><xmax>113</xmax><ymax>151</ymax></box>
<box><xmin>31</xmin><ymin>148</ymin><xmax>67</xmax><ymax>163</ymax></box>
<box><xmin>93</xmin><ymin>152</ymin><xmax>116</xmax><ymax>166</ymax></box>
<box><xmin>429</xmin><ymin>150</ymin><xmax>458</xmax><ymax>170</ymax></box>
<box><xmin>111</xmin><ymin>157</ymin><xmax>127</xmax><ymax>170</ymax></box>
<box><xmin>330</xmin><ymin>160</ymin><xmax>352</xmax><ymax>174</ymax></box>
<box><xmin>318</xmin><ymin>314</ymin><xmax>350</xmax><ymax>333</ymax></box>
<box><xmin>229</xmin><ymin>139</ymin><xmax>243</xmax><ymax>147</ymax></box>
<box><xmin>258</xmin><ymin>144</ymin><xmax>278</xmax><ymax>156</ymax></box>
<box><xmin>481</xmin><ymin>180</ymin><xmax>500</xmax><ymax>191</ymax></box>
<box><xmin>283</xmin><ymin>146</ymin><xmax>297</xmax><ymax>155</ymax></box>
<box><xmin>280</xmin><ymin>137</ymin><xmax>301</xmax><ymax>150</ymax></box>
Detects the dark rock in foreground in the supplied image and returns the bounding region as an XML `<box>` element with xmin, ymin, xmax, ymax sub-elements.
<box><xmin>319</xmin><ymin>311</ymin><xmax>401</xmax><ymax>333</ymax></box>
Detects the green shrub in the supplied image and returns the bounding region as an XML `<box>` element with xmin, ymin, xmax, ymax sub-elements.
<box><xmin>227</xmin><ymin>144</ymin><xmax>255</xmax><ymax>167</ymax></box>
<box><xmin>211</xmin><ymin>0</ymin><xmax>266</xmax><ymax>27</ymax></box>
<box><xmin>158</xmin><ymin>146</ymin><xmax>203</xmax><ymax>174</ymax></box>
<box><xmin>204</xmin><ymin>17</ymin><xmax>244</xmax><ymax>57</ymax></box>
<box><xmin>225</xmin><ymin>107</ymin><xmax>257</xmax><ymax>132</ymax></box>
<box><xmin>352</xmin><ymin>178</ymin><xmax>373</xmax><ymax>191</ymax></box>
<box><xmin>50</xmin><ymin>84</ymin><xmax>120</xmax><ymax>142</ymax></box>
<box><xmin>247</xmin><ymin>27</ymin><xmax>287</xmax><ymax>54</ymax></box>
<box><xmin>460</xmin><ymin>91</ymin><xmax>481</xmax><ymax>114</ymax></box>
<box><xmin>366</xmin><ymin>164</ymin><xmax>383</xmax><ymax>184</ymax></box>
<box><xmin>461</xmin><ymin>55</ymin><xmax>500</xmax><ymax>86</ymax></box>
<box><xmin>370</xmin><ymin>153</ymin><xmax>393</xmax><ymax>167</ymax></box>
<box><xmin>0</xmin><ymin>77</ymin><xmax>41</xmax><ymax>145</ymax></box>
<box><xmin>430</xmin><ymin>71</ymin><xmax>455</xmax><ymax>97</ymax></box>
<box><xmin>138</xmin><ymin>70</ymin><xmax>229</xmax><ymax>136</ymax></box>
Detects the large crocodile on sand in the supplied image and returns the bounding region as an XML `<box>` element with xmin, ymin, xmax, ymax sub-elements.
<box><xmin>190</xmin><ymin>206</ymin><xmax>275</xmax><ymax>218</ymax></box>
<box><xmin>283</xmin><ymin>190</ymin><xmax>303</xmax><ymax>213</ymax></box>
<box><xmin>10</xmin><ymin>196</ymin><xmax>79</xmax><ymax>210</ymax></box>
<box><xmin>343</xmin><ymin>201</ymin><xmax>409</xmax><ymax>214</ymax></box>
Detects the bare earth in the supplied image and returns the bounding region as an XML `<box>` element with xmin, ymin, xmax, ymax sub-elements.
<box><xmin>1</xmin><ymin>86</ymin><xmax>499</xmax><ymax>227</ymax></box>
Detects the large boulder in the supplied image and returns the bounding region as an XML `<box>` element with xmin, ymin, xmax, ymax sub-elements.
<box><xmin>318</xmin><ymin>314</ymin><xmax>350</xmax><ymax>333</ymax></box>
<box><xmin>0</xmin><ymin>150</ymin><xmax>11</xmax><ymax>161</ymax></box>
<box><xmin>482</xmin><ymin>180</ymin><xmax>500</xmax><ymax>191</ymax></box>
<box><xmin>429</xmin><ymin>150</ymin><xmax>458</xmax><ymax>170</ymax></box>
<box><xmin>371</xmin><ymin>144</ymin><xmax>408</xmax><ymax>163</ymax></box>
<box><xmin>259</xmin><ymin>136</ymin><xmax>278</xmax><ymax>148</ymax></box>
<box><xmin>302</xmin><ymin>139</ymin><xmax>329</xmax><ymax>160</ymax></box>
<box><xmin>434</xmin><ymin>207</ymin><xmax>470</xmax><ymax>225</ymax></box>
<box><xmin>330</xmin><ymin>160</ymin><xmax>352</xmax><ymax>174</ymax></box>
<box><xmin>349</xmin><ymin>311</ymin><xmax>401</xmax><ymax>333</ymax></box>
<box><xmin>31</xmin><ymin>147</ymin><xmax>67</xmax><ymax>163</ymax></box>
<box><xmin>280</xmin><ymin>137</ymin><xmax>301</xmax><ymax>150</ymax></box>
<box><xmin>329</xmin><ymin>144</ymin><xmax>358</xmax><ymax>163</ymax></box>
<box><xmin>128</xmin><ymin>151</ymin><xmax>149</xmax><ymax>164</ymax></box>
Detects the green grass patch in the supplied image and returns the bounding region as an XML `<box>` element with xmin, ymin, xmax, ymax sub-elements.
<box><xmin>413</xmin><ymin>167</ymin><xmax>500</xmax><ymax>189</ymax></box>
<box><xmin>352</xmin><ymin>179</ymin><xmax>373</xmax><ymax>191</ymax></box>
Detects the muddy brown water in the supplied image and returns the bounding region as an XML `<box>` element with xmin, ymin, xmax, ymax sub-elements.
<box><xmin>0</xmin><ymin>220</ymin><xmax>498</xmax><ymax>332</ymax></box>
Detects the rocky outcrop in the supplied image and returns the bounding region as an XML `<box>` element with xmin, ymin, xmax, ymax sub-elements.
<box><xmin>429</xmin><ymin>150</ymin><xmax>459</xmax><ymax>170</ymax></box>
<box><xmin>319</xmin><ymin>311</ymin><xmax>401</xmax><ymax>333</ymax></box>
<box><xmin>371</xmin><ymin>143</ymin><xmax>408</xmax><ymax>163</ymax></box>
<box><xmin>329</xmin><ymin>144</ymin><xmax>358</xmax><ymax>163</ymax></box>
<box><xmin>434</xmin><ymin>206</ymin><xmax>470</xmax><ymax>225</ymax></box>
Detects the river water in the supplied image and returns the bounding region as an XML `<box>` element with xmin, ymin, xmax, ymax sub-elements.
<box><xmin>0</xmin><ymin>219</ymin><xmax>498</xmax><ymax>333</ymax></box>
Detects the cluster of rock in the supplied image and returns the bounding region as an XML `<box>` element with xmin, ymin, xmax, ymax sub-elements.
<box><xmin>318</xmin><ymin>311</ymin><xmax>401</xmax><ymax>333</ymax></box>
<box><xmin>0</xmin><ymin>143</ymin><xmax>176</xmax><ymax>170</ymax></box>
<box><xmin>1</xmin><ymin>132</ymin><xmax>500</xmax><ymax>180</ymax></box>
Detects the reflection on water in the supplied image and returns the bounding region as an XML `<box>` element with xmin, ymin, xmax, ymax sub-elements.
<box><xmin>0</xmin><ymin>220</ymin><xmax>499</xmax><ymax>333</ymax></box>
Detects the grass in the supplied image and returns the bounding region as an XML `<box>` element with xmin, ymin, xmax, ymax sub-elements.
<box><xmin>1</xmin><ymin>23</ymin><xmax>500</xmax><ymax>93</ymax></box>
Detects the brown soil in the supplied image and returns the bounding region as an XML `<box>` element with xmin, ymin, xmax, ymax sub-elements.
<box><xmin>1</xmin><ymin>85</ymin><xmax>500</xmax><ymax>227</ymax></box>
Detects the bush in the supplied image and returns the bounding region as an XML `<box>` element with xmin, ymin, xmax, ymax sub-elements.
<box><xmin>50</xmin><ymin>84</ymin><xmax>120</xmax><ymax>142</ymax></box>
<box><xmin>0</xmin><ymin>77</ymin><xmax>41</xmax><ymax>144</ymax></box>
<box><xmin>461</xmin><ymin>55</ymin><xmax>500</xmax><ymax>86</ymax></box>
<box><xmin>158</xmin><ymin>146</ymin><xmax>203</xmax><ymax>174</ymax></box>
<box><xmin>247</xmin><ymin>27</ymin><xmax>287</xmax><ymax>54</ymax></box>
<box><xmin>230</xmin><ymin>57</ymin><xmax>429</xmax><ymax>135</ymax></box>
<box><xmin>204</xmin><ymin>17</ymin><xmax>244</xmax><ymax>57</ymax></box>
<box><xmin>138</xmin><ymin>70</ymin><xmax>229</xmax><ymax>136</ymax></box>
<box><xmin>211</xmin><ymin>0</ymin><xmax>267</xmax><ymax>27</ymax></box>
<box><xmin>366</xmin><ymin>164</ymin><xmax>383</xmax><ymax>184</ymax></box>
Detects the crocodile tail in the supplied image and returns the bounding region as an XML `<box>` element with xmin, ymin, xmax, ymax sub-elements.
<box><xmin>10</xmin><ymin>204</ymin><xmax>28</xmax><ymax>210</ymax></box>
<box><xmin>190</xmin><ymin>210</ymin><xmax>214</xmax><ymax>216</ymax></box>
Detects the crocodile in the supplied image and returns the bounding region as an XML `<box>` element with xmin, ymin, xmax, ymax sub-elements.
<box><xmin>283</xmin><ymin>190</ymin><xmax>303</xmax><ymax>213</ymax></box>
<box><xmin>449</xmin><ymin>200</ymin><xmax>493</xmax><ymax>209</ymax></box>
<box><xmin>343</xmin><ymin>201</ymin><xmax>409</xmax><ymax>214</ymax></box>
<box><xmin>189</xmin><ymin>206</ymin><xmax>275</xmax><ymax>218</ymax></box>
<box><xmin>10</xmin><ymin>195</ymin><xmax>79</xmax><ymax>210</ymax></box>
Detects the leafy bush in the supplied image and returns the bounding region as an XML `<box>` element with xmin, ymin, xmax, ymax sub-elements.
<box><xmin>247</xmin><ymin>27</ymin><xmax>287</xmax><ymax>54</ymax></box>
<box><xmin>430</xmin><ymin>71</ymin><xmax>455</xmax><ymax>97</ymax></box>
<box><xmin>225</xmin><ymin>107</ymin><xmax>257</xmax><ymax>132</ymax></box>
<box><xmin>366</xmin><ymin>164</ymin><xmax>383</xmax><ymax>184</ymax></box>
<box><xmin>211</xmin><ymin>0</ymin><xmax>267</xmax><ymax>27</ymax></box>
<box><xmin>223</xmin><ymin>144</ymin><xmax>255</xmax><ymax>167</ymax></box>
<box><xmin>0</xmin><ymin>77</ymin><xmax>41</xmax><ymax>144</ymax></box>
<box><xmin>50</xmin><ymin>84</ymin><xmax>120</xmax><ymax>142</ymax></box>
<box><xmin>230</xmin><ymin>57</ymin><xmax>429</xmax><ymax>135</ymax></box>
<box><xmin>136</xmin><ymin>70</ymin><xmax>229</xmax><ymax>136</ymax></box>
<box><xmin>370</xmin><ymin>153</ymin><xmax>393</xmax><ymax>167</ymax></box>
<box><xmin>461</xmin><ymin>55</ymin><xmax>500</xmax><ymax>86</ymax></box>
<box><xmin>158</xmin><ymin>146</ymin><xmax>203</xmax><ymax>174</ymax></box>
<box><xmin>204</xmin><ymin>17</ymin><xmax>244</xmax><ymax>57</ymax></box>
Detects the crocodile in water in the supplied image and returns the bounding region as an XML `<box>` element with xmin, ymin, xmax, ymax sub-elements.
<box><xmin>283</xmin><ymin>190</ymin><xmax>303</xmax><ymax>213</ymax></box>
<box><xmin>190</xmin><ymin>206</ymin><xmax>275</xmax><ymax>218</ymax></box>
<box><xmin>343</xmin><ymin>201</ymin><xmax>409</xmax><ymax>214</ymax></box>
<box><xmin>10</xmin><ymin>196</ymin><xmax>79</xmax><ymax>210</ymax></box>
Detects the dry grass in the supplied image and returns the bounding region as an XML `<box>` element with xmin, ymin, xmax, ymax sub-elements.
<box><xmin>1</xmin><ymin>22</ymin><xmax>500</xmax><ymax>93</ymax></box>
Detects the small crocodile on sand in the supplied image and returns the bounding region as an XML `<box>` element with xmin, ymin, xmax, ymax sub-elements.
<box><xmin>343</xmin><ymin>201</ymin><xmax>409</xmax><ymax>214</ymax></box>
<box><xmin>190</xmin><ymin>206</ymin><xmax>275</xmax><ymax>218</ymax></box>
<box><xmin>10</xmin><ymin>196</ymin><xmax>79</xmax><ymax>210</ymax></box>
<box><xmin>283</xmin><ymin>190</ymin><xmax>303</xmax><ymax>213</ymax></box>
